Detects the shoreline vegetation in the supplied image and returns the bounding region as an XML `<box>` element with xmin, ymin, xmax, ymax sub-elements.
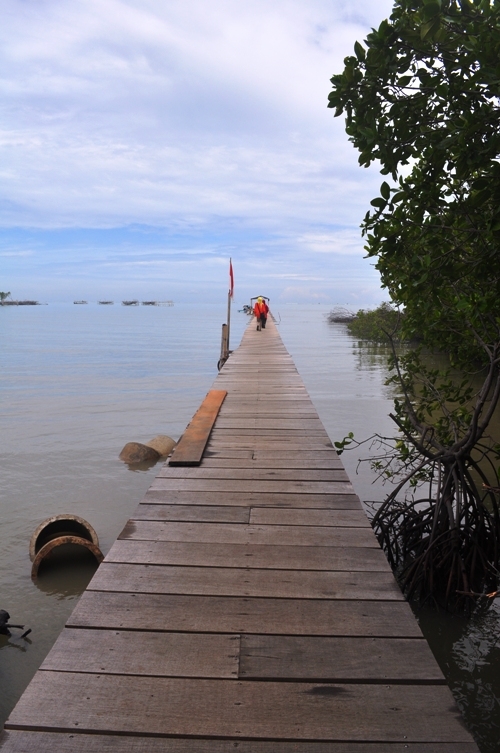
<box><xmin>328</xmin><ymin>302</ymin><xmax>405</xmax><ymax>343</ymax></box>
<box><xmin>0</xmin><ymin>300</ymin><xmax>41</xmax><ymax>306</ymax></box>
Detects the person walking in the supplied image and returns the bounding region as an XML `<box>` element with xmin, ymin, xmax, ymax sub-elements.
<box><xmin>253</xmin><ymin>297</ymin><xmax>269</xmax><ymax>331</ymax></box>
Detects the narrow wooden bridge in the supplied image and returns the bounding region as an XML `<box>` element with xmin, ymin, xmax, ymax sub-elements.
<box><xmin>1</xmin><ymin>317</ymin><xmax>478</xmax><ymax>751</ymax></box>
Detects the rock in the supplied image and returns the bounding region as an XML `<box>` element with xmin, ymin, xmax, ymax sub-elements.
<box><xmin>145</xmin><ymin>435</ymin><xmax>176</xmax><ymax>457</ymax></box>
<box><xmin>119</xmin><ymin>442</ymin><xmax>160</xmax><ymax>464</ymax></box>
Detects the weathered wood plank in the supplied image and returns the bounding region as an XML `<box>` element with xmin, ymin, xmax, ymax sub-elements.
<box><xmin>215</xmin><ymin>419</ymin><xmax>326</xmax><ymax>430</ymax></box>
<box><xmin>67</xmin><ymin>592</ymin><xmax>423</xmax><ymax>636</ymax></box>
<box><xmin>251</xmin><ymin>449</ymin><xmax>339</xmax><ymax>459</ymax></box>
<box><xmin>249</xmin><ymin>508</ymin><xmax>370</xmax><ymax>527</ymax></box>
<box><xmin>202</xmin><ymin>449</ymin><xmax>254</xmax><ymax>458</ymax></box>
<box><xmin>209</xmin><ymin>428</ymin><xmax>330</xmax><ymax>436</ymax></box>
<box><xmin>41</xmin><ymin>629</ymin><xmax>239</xmax><ymax>678</ymax></box>
<box><xmin>206</xmin><ymin>441</ymin><xmax>335</xmax><ymax>452</ymax></box>
<box><xmin>169</xmin><ymin>390</ymin><xmax>227</xmax><ymax>466</ymax></box>
<box><xmin>118</xmin><ymin>520</ymin><xmax>379</xmax><ymax>547</ymax></box>
<box><xmin>222</xmin><ymin>394</ymin><xmax>314</xmax><ymax>400</ymax></box>
<box><xmin>140</xmin><ymin>490</ymin><xmax>362</xmax><ymax>509</ymax></box>
<box><xmin>132</xmin><ymin>504</ymin><xmax>250</xmax><ymax>523</ymax></box>
<box><xmin>201</xmin><ymin>457</ymin><xmax>345</xmax><ymax>470</ymax></box>
<box><xmin>105</xmin><ymin>539</ymin><xmax>389</xmax><ymax>571</ymax></box>
<box><xmin>219</xmin><ymin>407</ymin><xmax>320</xmax><ymax>416</ymax></box>
<box><xmin>148</xmin><ymin>478</ymin><xmax>356</xmax><ymax>494</ymax></box>
<box><xmin>88</xmin><ymin>563</ymin><xmax>403</xmax><ymax>600</ymax></box>
<box><xmin>239</xmin><ymin>635</ymin><xmax>444</xmax><ymax>682</ymax></box>
<box><xmin>0</xmin><ymin>730</ymin><xmax>480</xmax><ymax>753</ymax></box>
<box><xmin>157</xmin><ymin>467</ymin><xmax>349</xmax><ymax>482</ymax></box>
<box><xmin>5</xmin><ymin>673</ymin><xmax>473</xmax><ymax>742</ymax></box>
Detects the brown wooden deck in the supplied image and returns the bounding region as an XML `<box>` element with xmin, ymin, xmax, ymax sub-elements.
<box><xmin>0</xmin><ymin>317</ymin><xmax>479</xmax><ymax>752</ymax></box>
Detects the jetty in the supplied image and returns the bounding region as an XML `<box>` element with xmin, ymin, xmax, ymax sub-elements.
<box><xmin>1</xmin><ymin>317</ymin><xmax>478</xmax><ymax>751</ymax></box>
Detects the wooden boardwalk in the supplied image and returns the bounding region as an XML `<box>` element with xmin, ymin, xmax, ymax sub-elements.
<box><xmin>1</xmin><ymin>317</ymin><xmax>479</xmax><ymax>752</ymax></box>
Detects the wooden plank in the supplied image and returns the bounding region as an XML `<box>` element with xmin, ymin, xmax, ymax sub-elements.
<box><xmin>148</xmin><ymin>479</ymin><xmax>356</xmax><ymax>494</ymax></box>
<box><xmin>140</xmin><ymin>490</ymin><xmax>363</xmax><ymax>509</ymax></box>
<box><xmin>218</xmin><ymin>411</ymin><xmax>320</xmax><ymax>417</ymax></box>
<box><xmin>132</xmin><ymin>504</ymin><xmax>250</xmax><ymax>523</ymax></box>
<box><xmin>118</xmin><ymin>521</ymin><xmax>379</xmax><ymax>547</ymax></box>
<box><xmin>201</xmin><ymin>457</ymin><xmax>345</xmax><ymax>469</ymax></box>
<box><xmin>157</xmin><ymin>467</ymin><xmax>349</xmax><ymax>482</ymax></box>
<box><xmin>219</xmin><ymin>407</ymin><xmax>320</xmax><ymax>416</ymax></box>
<box><xmin>206</xmin><ymin>441</ymin><xmax>335</xmax><ymax>452</ymax></box>
<box><xmin>88</xmin><ymin>563</ymin><xmax>403</xmax><ymax>600</ymax></box>
<box><xmin>207</xmin><ymin>439</ymin><xmax>334</xmax><ymax>448</ymax></box>
<box><xmin>209</xmin><ymin>428</ymin><xmax>331</xmax><ymax>436</ymax></box>
<box><xmin>5</xmin><ymin>673</ymin><xmax>473</xmax><ymax>742</ymax></box>
<box><xmin>251</xmin><ymin>449</ymin><xmax>339</xmax><ymax>459</ymax></box>
<box><xmin>207</xmin><ymin>434</ymin><xmax>333</xmax><ymax>443</ymax></box>
<box><xmin>67</xmin><ymin>592</ymin><xmax>424</xmax><ymax>636</ymax></box>
<box><xmin>169</xmin><ymin>389</ymin><xmax>227</xmax><ymax>466</ymax></box>
<box><xmin>222</xmin><ymin>394</ymin><xmax>314</xmax><ymax>401</ymax></box>
<box><xmin>249</xmin><ymin>508</ymin><xmax>370</xmax><ymax>528</ymax></box>
<box><xmin>202</xmin><ymin>449</ymin><xmax>254</xmax><ymax>458</ymax></box>
<box><xmin>215</xmin><ymin>383</ymin><xmax>308</xmax><ymax>390</ymax></box>
<box><xmin>239</xmin><ymin>635</ymin><xmax>444</xmax><ymax>682</ymax></box>
<box><xmin>41</xmin><ymin>628</ymin><xmax>239</xmax><ymax>678</ymax></box>
<box><xmin>104</xmin><ymin>539</ymin><xmax>389</xmax><ymax>571</ymax></box>
<box><xmin>215</xmin><ymin>419</ymin><xmax>326</xmax><ymax>430</ymax></box>
<box><xmin>0</xmin><ymin>731</ymin><xmax>480</xmax><ymax>753</ymax></box>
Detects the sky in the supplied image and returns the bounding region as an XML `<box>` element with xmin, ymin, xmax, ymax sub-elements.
<box><xmin>1</xmin><ymin>0</ymin><xmax>395</xmax><ymax>305</ymax></box>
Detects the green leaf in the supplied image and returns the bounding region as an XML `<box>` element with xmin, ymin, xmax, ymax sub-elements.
<box><xmin>422</xmin><ymin>2</ymin><xmax>442</xmax><ymax>20</ymax></box>
<box><xmin>380</xmin><ymin>181</ymin><xmax>391</xmax><ymax>200</ymax></box>
<box><xmin>344</xmin><ymin>65</ymin><xmax>354</xmax><ymax>82</ymax></box>
<box><xmin>397</xmin><ymin>75</ymin><xmax>412</xmax><ymax>87</ymax></box>
<box><xmin>392</xmin><ymin>191</ymin><xmax>406</xmax><ymax>203</ymax></box>
<box><xmin>421</xmin><ymin>17</ymin><xmax>441</xmax><ymax>39</ymax></box>
<box><xmin>370</xmin><ymin>197</ymin><xmax>387</xmax><ymax>208</ymax></box>
<box><xmin>354</xmin><ymin>41</ymin><xmax>365</xmax><ymax>61</ymax></box>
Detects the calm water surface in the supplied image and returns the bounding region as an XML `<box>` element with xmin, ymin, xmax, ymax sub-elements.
<box><xmin>1</xmin><ymin>302</ymin><xmax>499</xmax><ymax>750</ymax></box>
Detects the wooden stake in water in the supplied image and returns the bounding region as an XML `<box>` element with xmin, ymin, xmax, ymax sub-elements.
<box><xmin>227</xmin><ymin>257</ymin><xmax>234</xmax><ymax>354</ymax></box>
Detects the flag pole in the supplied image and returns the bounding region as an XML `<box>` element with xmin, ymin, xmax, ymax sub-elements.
<box><xmin>226</xmin><ymin>258</ymin><xmax>233</xmax><ymax>355</ymax></box>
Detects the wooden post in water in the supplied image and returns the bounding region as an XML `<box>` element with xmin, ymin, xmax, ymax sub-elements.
<box><xmin>219</xmin><ymin>259</ymin><xmax>233</xmax><ymax>370</ymax></box>
<box><xmin>219</xmin><ymin>323</ymin><xmax>229</xmax><ymax>369</ymax></box>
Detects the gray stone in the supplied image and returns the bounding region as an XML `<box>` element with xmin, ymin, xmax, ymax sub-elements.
<box><xmin>119</xmin><ymin>442</ymin><xmax>160</xmax><ymax>464</ymax></box>
<box><xmin>145</xmin><ymin>435</ymin><xmax>177</xmax><ymax>456</ymax></box>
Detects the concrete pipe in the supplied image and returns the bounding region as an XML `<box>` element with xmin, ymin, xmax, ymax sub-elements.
<box><xmin>29</xmin><ymin>514</ymin><xmax>103</xmax><ymax>579</ymax></box>
<box><xmin>31</xmin><ymin>535</ymin><xmax>104</xmax><ymax>579</ymax></box>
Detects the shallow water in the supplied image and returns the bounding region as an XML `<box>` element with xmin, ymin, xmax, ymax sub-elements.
<box><xmin>1</xmin><ymin>302</ymin><xmax>499</xmax><ymax>751</ymax></box>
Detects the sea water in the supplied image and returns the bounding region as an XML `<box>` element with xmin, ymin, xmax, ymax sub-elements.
<box><xmin>1</xmin><ymin>302</ymin><xmax>499</xmax><ymax>750</ymax></box>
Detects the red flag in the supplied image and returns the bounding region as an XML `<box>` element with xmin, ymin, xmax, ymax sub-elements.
<box><xmin>229</xmin><ymin>259</ymin><xmax>234</xmax><ymax>298</ymax></box>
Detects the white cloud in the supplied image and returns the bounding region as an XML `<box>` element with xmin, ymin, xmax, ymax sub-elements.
<box><xmin>0</xmin><ymin>0</ymin><xmax>394</xmax><ymax>302</ymax></box>
<box><xmin>298</xmin><ymin>230</ymin><xmax>366</xmax><ymax>255</ymax></box>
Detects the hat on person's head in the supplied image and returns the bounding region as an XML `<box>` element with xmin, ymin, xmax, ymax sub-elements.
<box><xmin>258</xmin><ymin>297</ymin><xmax>263</xmax><ymax>302</ymax></box>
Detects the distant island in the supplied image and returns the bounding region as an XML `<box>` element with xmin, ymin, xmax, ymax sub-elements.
<box><xmin>1</xmin><ymin>292</ymin><xmax>174</xmax><ymax>306</ymax></box>
<box><xmin>0</xmin><ymin>292</ymin><xmax>40</xmax><ymax>306</ymax></box>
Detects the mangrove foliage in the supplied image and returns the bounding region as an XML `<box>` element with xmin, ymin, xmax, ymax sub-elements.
<box><xmin>329</xmin><ymin>0</ymin><xmax>500</xmax><ymax>606</ymax></box>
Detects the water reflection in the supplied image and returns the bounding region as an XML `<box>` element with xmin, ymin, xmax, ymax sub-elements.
<box><xmin>34</xmin><ymin>548</ymin><xmax>99</xmax><ymax>598</ymax></box>
<box><xmin>416</xmin><ymin>601</ymin><xmax>500</xmax><ymax>753</ymax></box>
<box><xmin>0</xmin><ymin>634</ymin><xmax>32</xmax><ymax>654</ymax></box>
<box><xmin>125</xmin><ymin>457</ymin><xmax>161</xmax><ymax>473</ymax></box>
<box><xmin>351</xmin><ymin>339</ymin><xmax>394</xmax><ymax>372</ymax></box>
